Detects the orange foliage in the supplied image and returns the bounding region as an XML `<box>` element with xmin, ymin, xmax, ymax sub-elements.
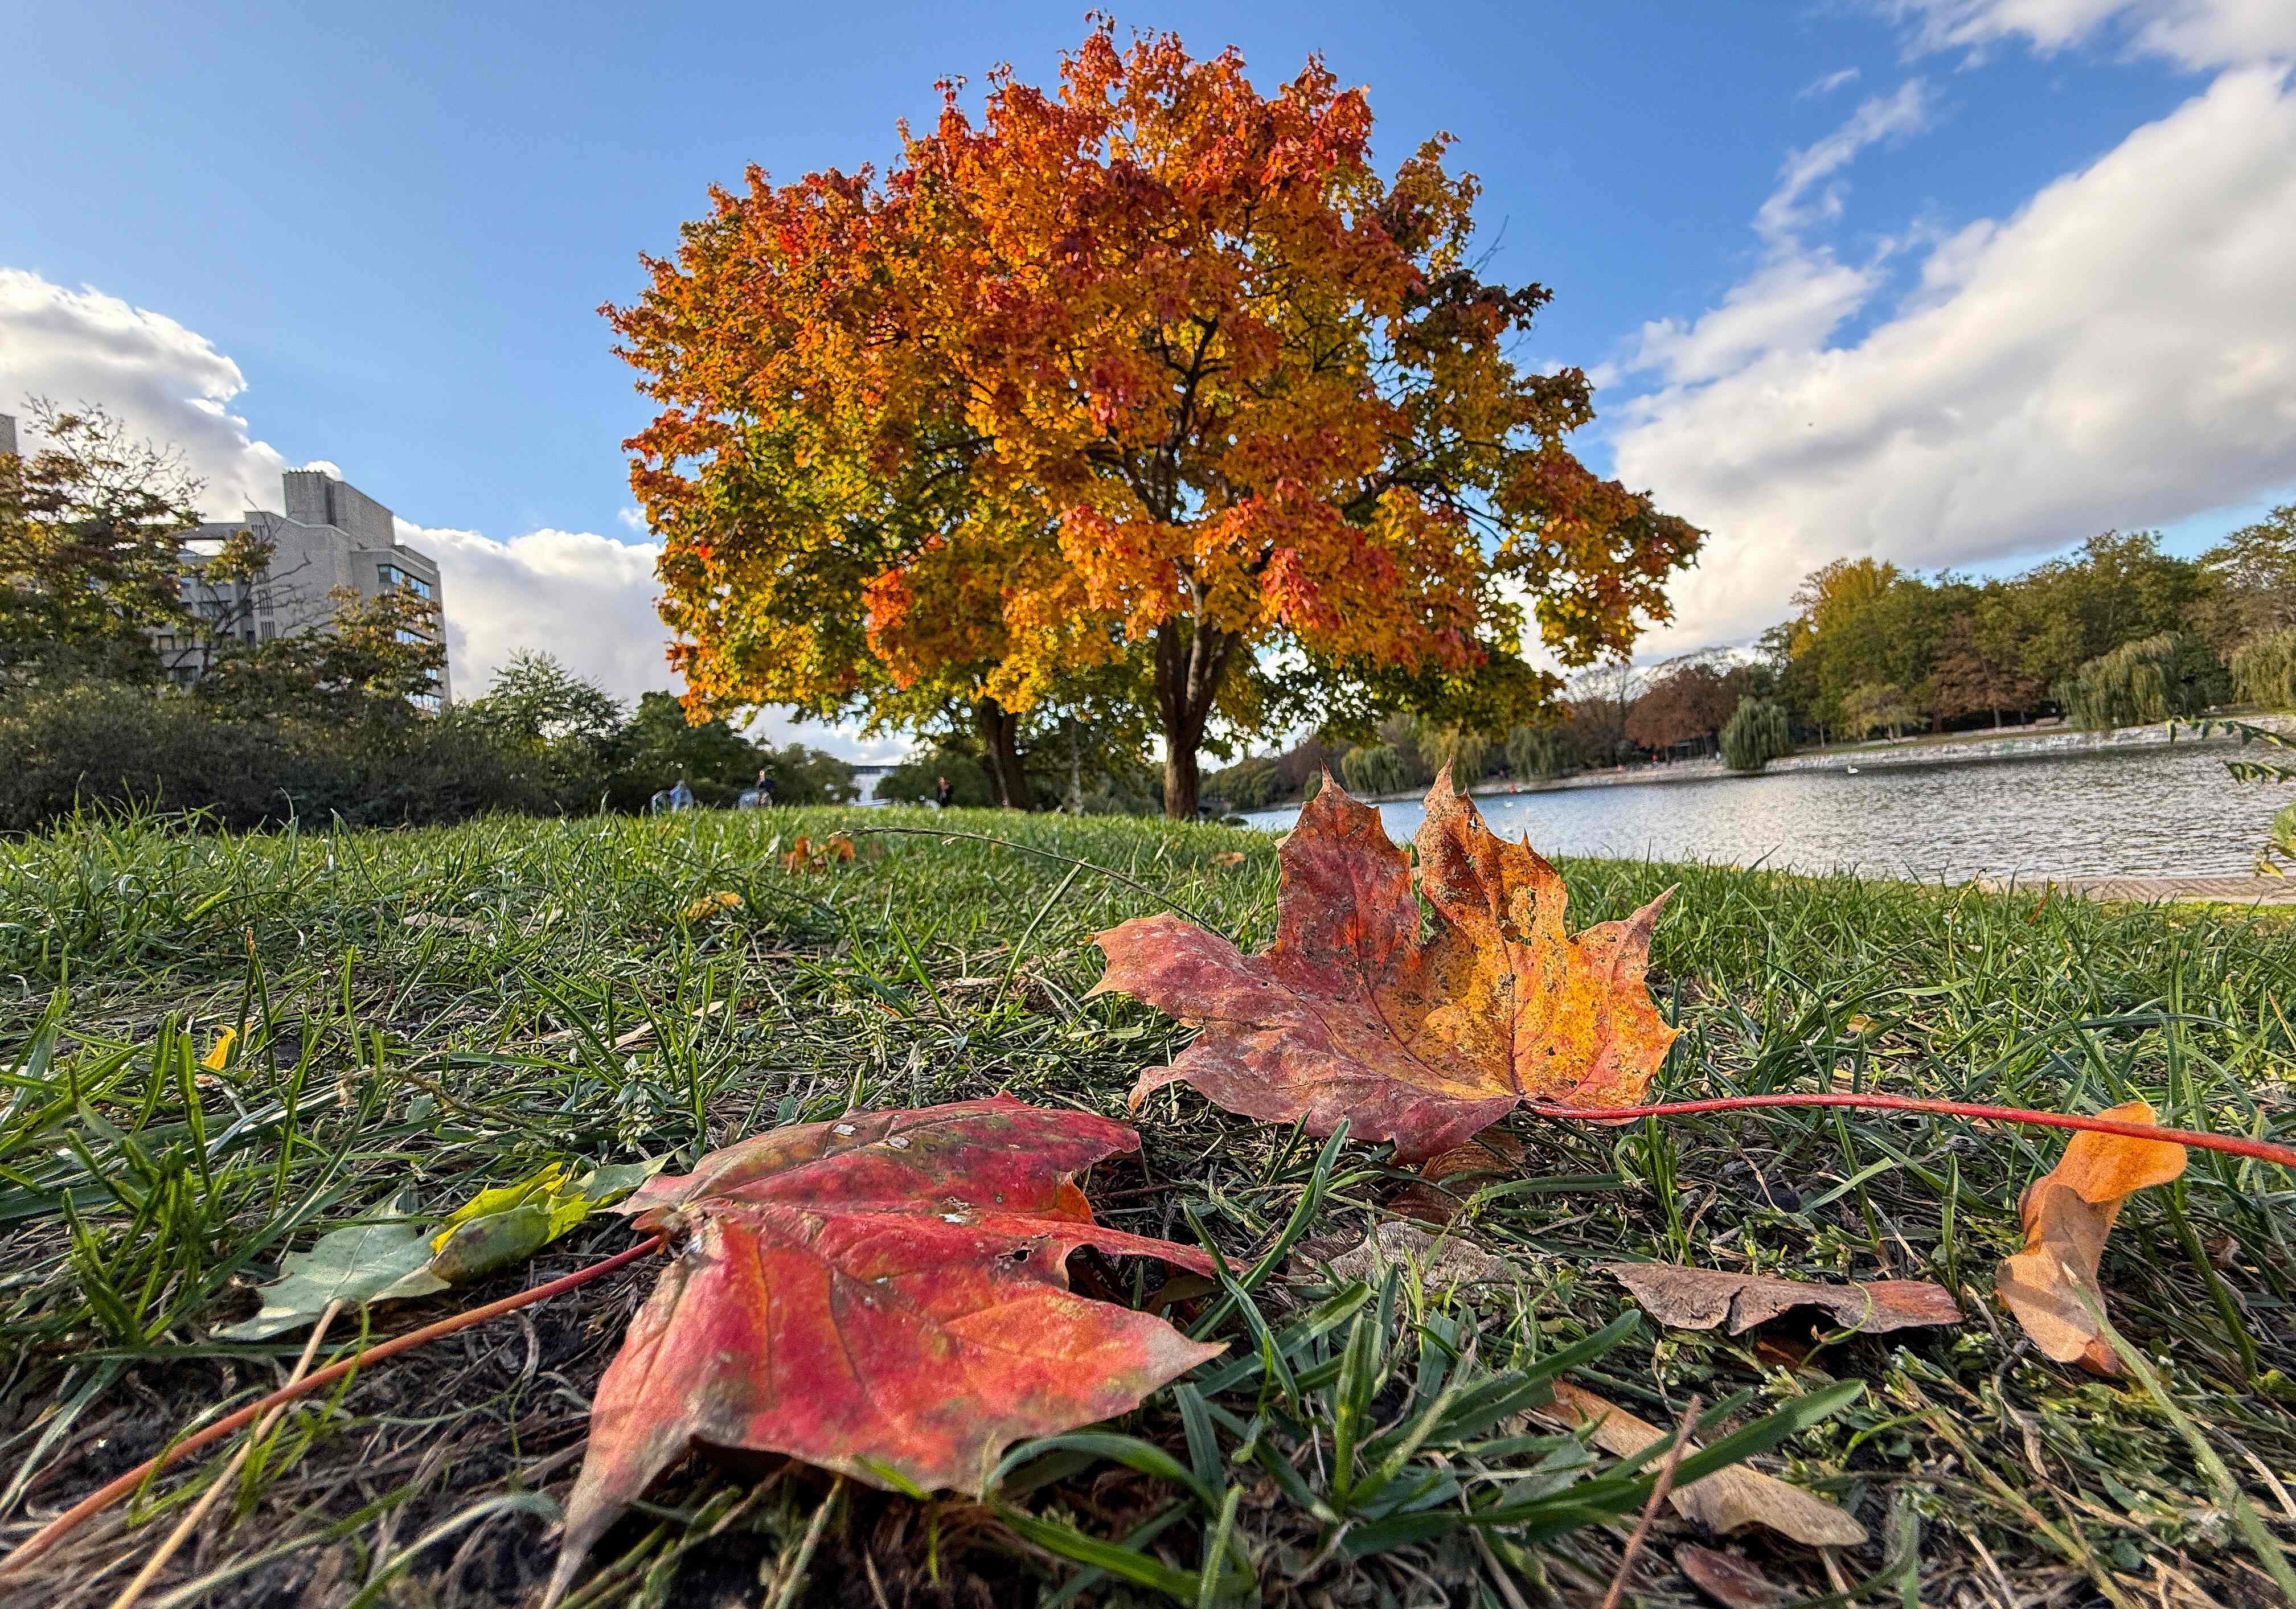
<box><xmin>608</xmin><ymin>23</ymin><xmax>1699</xmax><ymax>814</ymax></box>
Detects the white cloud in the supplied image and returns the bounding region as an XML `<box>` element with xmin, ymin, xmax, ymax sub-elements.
<box><xmin>1614</xmin><ymin>65</ymin><xmax>2296</xmax><ymax>652</ymax></box>
<box><xmin>1</xmin><ymin>264</ymin><xmax>893</xmax><ymax>761</ymax></box>
<box><xmin>1883</xmin><ymin>0</ymin><xmax>2296</xmax><ymax>71</ymax></box>
<box><xmin>0</xmin><ymin>269</ymin><xmax>289</xmax><ymax>516</ymax></box>
<box><xmin>1604</xmin><ymin>84</ymin><xmax>1925</xmax><ymax>391</ymax></box>
<box><xmin>1755</xmin><ymin>80</ymin><xmax>1931</xmax><ymax>244</ymax></box>
<box><xmin>397</xmin><ymin>517</ymin><xmax>901</xmax><ymax>760</ymax></box>
<box><xmin>1799</xmin><ymin>66</ymin><xmax>1865</xmax><ymax>98</ymax></box>
<box><xmin>616</xmin><ymin>506</ymin><xmax>647</xmax><ymax>533</ymax></box>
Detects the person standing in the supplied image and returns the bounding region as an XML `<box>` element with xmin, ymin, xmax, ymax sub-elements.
<box><xmin>934</xmin><ymin>774</ymin><xmax>954</xmax><ymax>809</ymax></box>
<box><xmin>754</xmin><ymin>767</ymin><xmax>777</xmax><ymax>807</ymax></box>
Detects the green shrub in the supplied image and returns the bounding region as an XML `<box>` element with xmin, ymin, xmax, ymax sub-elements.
<box><xmin>0</xmin><ymin>680</ymin><xmax>568</xmax><ymax>832</ymax></box>
<box><xmin>876</xmin><ymin>750</ymin><xmax>997</xmax><ymax>807</ymax></box>
<box><xmin>1719</xmin><ymin>696</ymin><xmax>1793</xmax><ymax>772</ymax></box>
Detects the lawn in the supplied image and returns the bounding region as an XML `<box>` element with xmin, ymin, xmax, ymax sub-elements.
<box><xmin>0</xmin><ymin>804</ymin><xmax>2291</xmax><ymax>1607</ymax></box>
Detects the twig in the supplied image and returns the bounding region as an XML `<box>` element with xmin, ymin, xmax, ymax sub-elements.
<box><xmin>1531</xmin><ymin>1093</ymin><xmax>2296</xmax><ymax>1169</ymax></box>
<box><xmin>105</xmin><ymin>1299</ymin><xmax>345</xmax><ymax>1609</ymax></box>
<box><xmin>1</xmin><ymin>1236</ymin><xmax>663</xmax><ymax>1578</ymax></box>
<box><xmin>1597</xmin><ymin>1393</ymin><xmax>1702</xmax><ymax>1609</ymax></box>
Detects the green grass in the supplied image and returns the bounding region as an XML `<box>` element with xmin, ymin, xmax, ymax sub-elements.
<box><xmin>0</xmin><ymin>803</ymin><xmax>2292</xmax><ymax>1606</ymax></box>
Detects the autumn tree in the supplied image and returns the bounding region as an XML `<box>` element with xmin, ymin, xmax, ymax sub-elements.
<box><xmin>1623</xmin><ymin>658</ymin><xmax>1747</xmax><ymax>757</ymax></box>
<box><xmin>609</xmin><ymin>24</ymin><xmax>1699</xmax><ymax>817</ymax></box>
<box><xmin>1930</xmin><ymin>599</ymin><xmax>2043</xmax><ymax>729</ymax></box>
<box><xmin>0</xmin><ymin>399</ymin><xmax>203</xmax><ymax>678</ymax></box>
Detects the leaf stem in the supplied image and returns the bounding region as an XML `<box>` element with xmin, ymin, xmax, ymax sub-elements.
<box><xmin>1529</xmin><ymin>1094</ymin><xmax>2296</xmax><ymax>1170</ymax></box>
<box><xmin>1</xmin><ymin>1236</ymin><xmax>664</xmax><ymax>1578</ymax></box>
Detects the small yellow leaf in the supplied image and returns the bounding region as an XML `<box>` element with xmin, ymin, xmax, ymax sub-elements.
<box><xmin>680</xmin><ymin>890</ymin><xmax>746</xmax><ymax>922</ymax></box>
<box><xmin>200</xmin><ymin>1026</ymin><xmax>238</xmax><ymax>1071</ymax></box>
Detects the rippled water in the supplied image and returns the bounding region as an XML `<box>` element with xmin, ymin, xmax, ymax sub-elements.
<box><xmin>1240</xmin><ymin>744</ymin><xmax>2282</xmax><ymax>882</ymax></box>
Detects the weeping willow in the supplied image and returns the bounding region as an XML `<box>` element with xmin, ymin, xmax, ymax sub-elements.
<box><xmin>1719</xmin><ymin>696</ymin><xmax>1793</xmax><ymax>772</ymax></box>
<box><xmin>2231</xmin><ymin>626</ymin><xmax>2296</xmax><ymax>710</ymax></box>
<box><xmin>2055</xmin><ymin>632</ymin><xmax>2227</xmax><ymax>730</ymax></box>
<box><xmin>1507</xmin><ymin>723</ymin><xmax>1569</xmax><ymax>779</ymax></box>
<box><xmin>1340</xmin><ymin>742</ymin><xmax>1414</xmax><ymax>797</ymax></box>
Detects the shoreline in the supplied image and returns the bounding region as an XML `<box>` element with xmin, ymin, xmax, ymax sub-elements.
<box><xmin>1311</xmin><ymin>712</ymin><xmax>2296</xmax><ymax>806</ymax></box>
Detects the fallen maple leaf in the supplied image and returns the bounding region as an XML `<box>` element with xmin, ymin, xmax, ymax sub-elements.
<box><xmin>1600</xmin><ymin>1262</ymin><xmax>1961</xmax><ymax>1337</ymax></box>
<box><xmin>1540</xmin><ymin>1381</ymin><xmax>1866</xmax><ymax>1547</ymax></box>
<box><xmin>547</xmin><ymin>1097</ymin><xmax>1220</xmax><ymax>1604</ymax></box>
<box><xmin>1995</xmin><ymin>1099</ymin><xmax>2187</xmax><ymax>1373</ymax></box>
<box><xmin>1093</xmin><ymin>770</ymin><xmax>1676</xmax><ymax>1161</ymax></box>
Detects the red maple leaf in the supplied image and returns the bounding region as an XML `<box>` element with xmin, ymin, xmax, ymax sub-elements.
<box><xmin>547</xmin><ymin>1097</ymin><xmax>1219</xmax><ymax>1603</ymax></box>
<box><xmin>1092</xmin><ymin>770</ymin><xmax>1678</xmax><ymax>1161</ymax></box>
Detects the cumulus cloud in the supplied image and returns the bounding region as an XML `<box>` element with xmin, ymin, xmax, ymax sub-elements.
<box><xmin>1602</xmin><ymin>84</ymin><xmax>1926</xmax><ymax>393</ymax></box>
<box><xmin>395</xmin><ymin>517</ymin><xmax>900</xmax><ymax>758</ymax></box>
<box><xmin>1</xmin><ymin>264</ymin><xmax>890</xmax><ymax>760</ymax></box>
<box><xmin>0</xmin><ymin>269</ymin><xmax>290</xmax><ymax>517</ymax></box>
<box><xmin>1882</xmin><ymin>0</ymin><xmax>2296</xmax><ymax>71</ymax></box>
<box><xmin>1612</xmin><ymin>64</ymin><xmax>2296</xmax><ymax>654</ymax></box>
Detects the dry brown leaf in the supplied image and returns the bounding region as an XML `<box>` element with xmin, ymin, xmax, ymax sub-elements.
<box><xmin>1676</xmin><ymin>1545</ymin><xmax>1788</xmax><ymax>1609</ymax></box>
<box><xmin>1995</xmin><ymin>1098</ymin><xmax>2187</xmax><ymax>1373</ymax></box>
<box><xmin>1212</xmin><ymin>850</ymin><xmax>1248</xmax><ymax>867</ymax></box>
<box><xmin>1540</xmin><ymin>1381</ymin><xmax>1867</xmax><ymax>1547</ymax></box>
<box><xmin>1600</xmin><ymin>1262</ymin><xmax>1961</xmax><ymax>1336</ymax></box>
<box><xmin>1311</xmin><ymin>1221</ymin><xmax>1512</xmax><ymax>1290</ymax></box>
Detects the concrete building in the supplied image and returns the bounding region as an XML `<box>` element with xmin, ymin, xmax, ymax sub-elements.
<box><xmin>161</xmin><ymin>467</ymin><xmax>450</xmax><ymax>705</ymax></box>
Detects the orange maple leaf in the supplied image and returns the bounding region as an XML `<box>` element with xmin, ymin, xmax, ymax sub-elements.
<box><xmin>547</xmin><ymin>1097</ymin><xmax>1218</xmax><ymax>1604</ymax></box>
<box><xmin>1995</xmin><ymin>1099</ymin><xmax>2187</xmax><ymax>1374</ymax></box>
<box><xmin>1091</xmin><ymin>770</ymin><xmax>1678</xmax><ymax>1161</ymax></box>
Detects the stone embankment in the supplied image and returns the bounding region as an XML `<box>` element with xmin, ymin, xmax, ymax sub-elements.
<box><xmin>1474</xmin><ymin>713</ymin><xmax>2296</xmax><ymax>797</ymax></box>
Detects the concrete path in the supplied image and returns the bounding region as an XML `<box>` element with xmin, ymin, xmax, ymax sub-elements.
<box><xmin>1979</xmin><ymin>873</ymin><xmax>2296</xmax><ymax>905</ymax></box>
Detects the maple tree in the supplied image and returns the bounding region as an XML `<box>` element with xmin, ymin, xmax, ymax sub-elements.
<box><xmin>1093</xmin><ymin>770</ymin><xmax>1677</xmax><ymax>1159</ymax></box>
<box><xmin>607</xmin><ymin>23</ymin><xmax>1700</xmax><ymax>818</ymax></box>
<box><xmin>546</xmin><ymin>1097</ymin><xmax>1219</xmax><ymax>1604</ymax></box>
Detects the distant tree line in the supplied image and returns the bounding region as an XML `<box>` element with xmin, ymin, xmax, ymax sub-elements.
<box><xmin>0</xmin><ymin>403</ymin><xmax>854</xmax><ymax>832</ymax></box>
<box><xmin>1206</xmin><ymin>510</ymin><xmax>2296</xmax><ymax>806</ymax></box>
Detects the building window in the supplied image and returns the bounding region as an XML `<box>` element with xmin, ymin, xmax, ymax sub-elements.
<box><xmin>260</xmin><ymin>621</ymin><xmax>274</xmax><ymax>641</ymax></box>
<box><xmin>395</xmin><ymin>627</ymin><xmax>431</xmax><ymax>646</ymax></box>
<box><xmin>377</xmin><ymin>563</ymin><xmax>434</xmax><ymax>600</ymax></box>
<box><xmin>411</xmin><ymin>692</ymin><xmax>441</xmax><ymax>713</ymax></box>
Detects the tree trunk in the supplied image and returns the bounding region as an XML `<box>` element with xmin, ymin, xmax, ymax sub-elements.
<box><xmin>1065</xmin><ymin>721</ymin><xmax>1084</xmax><ymax>813</ymax></box>
<box><xmin>1155</xmin><ymin>621</ymin><xmax>1236</xmax><ymax>820</ymax></box>
<box><xmin>973</xmin><ymin>697</ymin><xmax>1027</xmax><ymax>809</ymax></box>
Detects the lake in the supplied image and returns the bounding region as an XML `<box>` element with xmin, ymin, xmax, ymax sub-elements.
<box><xmin>1240</xmin><ymin>744</ymin><xmax>2285</xmax><ymax>883</ymax></box>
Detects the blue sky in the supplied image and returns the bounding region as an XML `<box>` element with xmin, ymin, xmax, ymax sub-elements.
<box><xmin>7</xmin><ymin>1</ymin><xmax>2295</xmax><ymax>753</ymax></box>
